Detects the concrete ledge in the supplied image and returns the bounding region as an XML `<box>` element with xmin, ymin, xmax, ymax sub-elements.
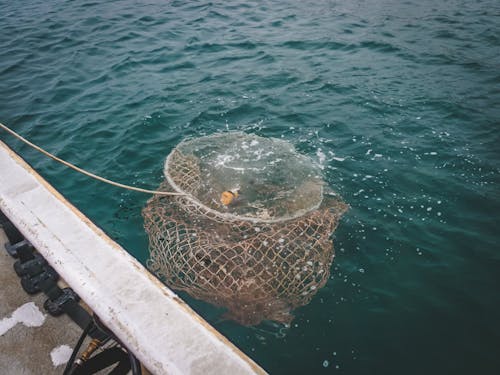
<box><xmin>0</xmin><ymin>140</ymin><xmax>266</xmax><ymax>375</ymax></box>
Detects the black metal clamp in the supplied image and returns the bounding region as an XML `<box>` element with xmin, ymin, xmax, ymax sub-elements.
<box><xmin>0</xmin><ymin>210</ymin><xmax>25</xmax><ymax>246</ymax></box>
<box><xmin>14</xmin><ymin>253</ymin><xmax>47</xmax><ymax>277</ymax></box>
<box><xmin>44</xmin><ymin>288</ymin><xmax>80</xmax><ymax>317</ymax></box>
<box><xmin>20</xmin><ymin>265</ymin><xmax>59</xmax><ymax>295</ymax></box>
<box><xmin>5</xmin><ymin>239</ymin><xmax>34</xmax><ymax>259</ymax></box>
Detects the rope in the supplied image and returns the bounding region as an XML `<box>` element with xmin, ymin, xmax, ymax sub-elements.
<box><xmin>0</xmin><ymin>122</ymin><xmax>184</xmax><ymax>196</ymax></box>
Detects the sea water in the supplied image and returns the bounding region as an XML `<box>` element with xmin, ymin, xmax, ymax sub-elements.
<box><xmin>1</xmin><ymin>1</ymin><xmax>499</xmax><ymax>374</ymax></box>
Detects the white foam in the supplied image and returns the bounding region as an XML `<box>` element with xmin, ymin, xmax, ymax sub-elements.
<box><xmin>0</xmin><ymin>302</ymin><xmax>46</xmax><ymax>336</ymax></box>
<box><xmin>316</xmin><ymin>148</ymin><xmax>326</xmax><ymax>168</ymax></box>
<box><xmin>50</xmin><ymin>345</ymin><xmax>73</xmax><ymax>367</ymax></box>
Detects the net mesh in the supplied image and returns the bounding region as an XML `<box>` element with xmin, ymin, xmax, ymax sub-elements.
<box><xmin>143</xmin><ymin>133</ymin><xmax>348</xmax><ymax>325</ymax></box>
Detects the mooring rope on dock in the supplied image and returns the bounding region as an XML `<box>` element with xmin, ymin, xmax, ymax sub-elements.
<box><xmin>0</xmin><ymin>122</ymin><xmax>184</xmax><ymax>196</ymax></box>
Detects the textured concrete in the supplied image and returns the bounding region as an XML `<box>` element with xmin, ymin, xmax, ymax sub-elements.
<box><xmin>0</xmin><ymin>228</ymin><xmax>83</xmax><ymax>374</ymax></box>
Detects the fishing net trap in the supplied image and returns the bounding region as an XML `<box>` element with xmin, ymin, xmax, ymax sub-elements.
<box><xmin>143</xmin><ymin>132</ymin><xmax>348</xmax><ymax>325</ymax></box>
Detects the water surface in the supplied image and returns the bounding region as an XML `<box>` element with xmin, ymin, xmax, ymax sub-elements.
<box><xmin>1</xmin><ymin>1</ymin><xmax>499</xmax><ymax>374</ymax></box>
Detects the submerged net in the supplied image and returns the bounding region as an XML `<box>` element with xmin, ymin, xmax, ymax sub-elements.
<box><xmin>143</xmin><ymin>133</ymin><xmax>348</xmax><ymax>325</ymax></box>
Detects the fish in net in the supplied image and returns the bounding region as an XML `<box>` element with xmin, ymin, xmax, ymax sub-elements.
<box><xmin>143</xmin><ymin>132</ymin><xmax>348</xmax><ymax>325</ymax></box>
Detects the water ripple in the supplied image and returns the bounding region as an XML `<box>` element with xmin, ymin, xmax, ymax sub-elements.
<box><xmin>1</xmin><ymin>1</ymin><xmax>499</xmax><ymax>374</ymax></box>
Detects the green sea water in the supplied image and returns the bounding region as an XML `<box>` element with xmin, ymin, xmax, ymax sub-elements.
<box><xmin>1</xmin><ymin>1</ymin><xmax>499</xmax><ymax>374</ymax></box>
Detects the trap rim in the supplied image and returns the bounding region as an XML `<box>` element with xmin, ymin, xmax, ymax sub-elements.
<box><xmin>163</xmin><ymin>132</ymin><xmax>325</xmax><ymax>224</ymax></box>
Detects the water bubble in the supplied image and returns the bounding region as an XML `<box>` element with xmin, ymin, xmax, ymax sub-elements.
<box><xmin>323</xmin><ymin>360</ymin><xmax>329</xmax><ymax>368</ymax></box>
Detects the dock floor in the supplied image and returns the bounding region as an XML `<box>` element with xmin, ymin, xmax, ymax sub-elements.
<box><xmin>0</xmin><ymin>228</ymin><xmax>82</xmax><ymax>374</ymax></box>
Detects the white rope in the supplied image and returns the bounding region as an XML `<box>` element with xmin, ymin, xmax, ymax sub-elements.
<box><xmin>0</xmin><ymin>122</ymin><xmax>184</xmax><ymax>196</ymax></box>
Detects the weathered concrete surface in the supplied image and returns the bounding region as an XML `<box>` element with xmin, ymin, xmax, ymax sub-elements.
<box><xmin>0</xmin><ymin>228</ymin><xmax>82</xmax><ymax>374</ymax></box>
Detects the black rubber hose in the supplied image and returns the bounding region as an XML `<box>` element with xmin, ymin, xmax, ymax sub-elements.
<box><xmin>128</xmin><ymin>350</ymin><xmax>142</xmax><ymax>375</ymax></box>
<box><xmin>72</xmin><ymin>347</ymin><xmax>130</xmax><ymax>375</ymax></box>
<box><xmin>94</xmin><ymin>314</ymin><xmax>142</xmax><ymax>375</ymax></box>
<box><xmin>63</xmin><ymin>320</ymin><xmax>93</xmax><ymax>375</ymax></box>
